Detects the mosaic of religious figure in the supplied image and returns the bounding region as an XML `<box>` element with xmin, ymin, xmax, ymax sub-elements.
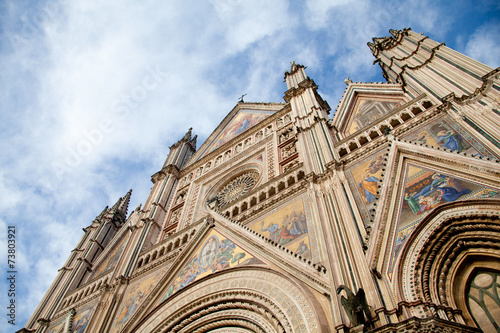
<box><xmin>205</xmin><ymin>110</ymin><xmax>275</xmax><ymax>154</ymax></box>
<box><xmin>158</xmin><ymin>230</ymin><xmax>264</xmax><ymax>304</ymax></box>
<box><xmin>345</xmin><ymin>152</ymin><xmax>386</xmax><ymax>224</ymax></box>
<box><xmin>249</xmin><ymin>197</ymin><xmax>312</xmax><ymax>260</ymax></box>
<box><xmin>404</xmin><ymin>116</ymin><xmax>498</xmax><ymax>159</ymax></box>
<box><xmin>387</xmin><ymin>164</ymin><xmax>500</xmax><ymax>278</ymax></box>
<box><xmin>259</xmin><ymin>211</ymin><xmax>308</xmax><ymax>245</ymax></box>
<box><xmin>91</xmin><ymin>234</ymin><xmax>128</xmax><ymax>279</ymax></box>
<box><xmin>72</xmin><ymin>299</ymin><xmax>98</xmax><ymax>333</ymax></box>
<box><xmin>348</xmin><ymin>98</ymin><xmax>404</xmax><ymax>135</ymax></box>
<box><xmin>111</xmin><ymin>268</ymin><xmax>165</xmax><ymax>333</ymax></box>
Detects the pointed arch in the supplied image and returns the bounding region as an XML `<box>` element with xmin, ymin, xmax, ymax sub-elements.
<box><xmin>130</xmin><ymin>267</ymin><xmax>330</xmax><ymax>333</ymax></box>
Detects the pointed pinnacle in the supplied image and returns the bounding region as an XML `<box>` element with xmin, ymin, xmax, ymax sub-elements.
<box><xmin>190</xmin><ymin>134</ymin><xmax>197</xmax><ymax>148</ymax></box>
<box><xmin>182</xmin><ymin>128</ymin><xmax>193</xmax><ymax>141</ymax></box>
<box><xmin>117</xmin><ymin>189</ymin><xmax>132</xmax><ymax>218</ymax></box>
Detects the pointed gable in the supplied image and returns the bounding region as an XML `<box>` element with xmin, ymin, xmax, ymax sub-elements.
<box><xmin>332</xmin><ymin>82</ymin><xmax>406</xmax><ymax>139</ymax></box>
<box><xmin>157</xmin><ymin>228</ymin><xmax>265</xmax><ymax>303</ymax></box>
<box><xmin>367</xmin><ymin>141</ymin><xmax>500</xmax><ymax>281</ymax></box>
<box><xmin>387</xmin><ymin>163</ymin><xmax>500</xmax><ymax>277</ymax></box>
<box><xmin>189</xmin><ymin>102</ymin><xmax>284</xmax><ymax>164</ymax></box>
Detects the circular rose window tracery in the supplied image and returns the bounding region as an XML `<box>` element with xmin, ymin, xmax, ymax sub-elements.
<box><xmin>215</xmin><ymin>171</ymin><xmax>259</xmax><ymax>208</ymax></box>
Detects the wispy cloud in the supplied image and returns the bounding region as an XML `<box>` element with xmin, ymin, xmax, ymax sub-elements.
<box><xmin>465</xmin><ymin>20</ymin><xmax>500</xmax><ymax>68</ymax></box>
<box><xmin>0</xmin><ymin>0</ymin><xmax>496</xmax><ymax>331</ymax></box>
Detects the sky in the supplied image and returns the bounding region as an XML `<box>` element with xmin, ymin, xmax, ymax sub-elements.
<box><xmin>0</xmin><ymin>0</ymin><xmax>499</xmax><ymax>331</ymax></box>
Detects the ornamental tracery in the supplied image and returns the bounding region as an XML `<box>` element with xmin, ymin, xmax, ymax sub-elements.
<box><xmin>215</xmin><ymin>171</ymin><xmax>259</xmax><ymax>209</ymax></box>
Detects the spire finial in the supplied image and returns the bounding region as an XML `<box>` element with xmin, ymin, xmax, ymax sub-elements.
<box><xmin>182</xmin><ymin>128</ymin><xmax>193</xmax><ymax>141</ymax></box>
<box><xmin>190</xmin><ymin>134</ymin><xmax>197</xmax><ymax>149</ymax></box>
<box><xmin>111</xmin><ymin>189</ymin><xmax>132</xmax><ymax>218</ymax></box>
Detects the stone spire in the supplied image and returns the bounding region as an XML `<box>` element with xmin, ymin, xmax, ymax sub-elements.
<box><xmin>117</xmin><ymin>189</ymin><xmax>132</xmax><ymax>218</ymax></box>
<box><xmin>182</xmin><ymin>127</ymin><xmax>193</xmax><ymax>141</ymax></box>
<box><xmin>162</xmin><ymin>128</ymin><xmax>198</xmax><ymax>170</ymax></box>
<box><xmin>109</xmin><ymin>189</ymin><xmax>132</xmax><ymax>221</ymax></box>
<box><xmin>190</xmin><ymin>134</ymin><xmax>197</xmax><ymax>150</ymax></box>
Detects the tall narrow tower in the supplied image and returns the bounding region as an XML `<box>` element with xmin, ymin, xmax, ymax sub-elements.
<box><xmin>368</xmin><ymin>28</ymin><xmax>500</xmax><ymax>148</ymax></box>
<box><xmin>23</xmin><ymin>191</ymin><xmax>131</xmax><ymax>331</ymax></box>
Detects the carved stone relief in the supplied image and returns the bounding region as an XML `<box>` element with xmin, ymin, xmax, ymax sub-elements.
<box><xmin>216</xmin><ymin>171</ymin><xmax>259</xmax><ymax>208</ymax></box>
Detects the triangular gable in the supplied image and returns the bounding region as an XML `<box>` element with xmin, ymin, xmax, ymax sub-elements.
<box><xmin>369</xmin><ymin>142</ymin><xmax>500</xmax><ymax>283</ymax></box>
<box><xmin>89</xmin><ymin>227</ymin><xmax>130</xmax><ymax>280</ymax></box>
<box><xmin>109</xmin><ymin>224</ymin><xmax>267</xmax><ymax>333</ymax></box>
<box><xmin>118</xmin><ymin>213</ymin><xmax>330</xmax><ymax>333</ymax></box>
<box><xmin>388</xmin><ymin>164</ymin><xmax>499</xmax><ymax>275</ymax></box>
<box><xmin>156</xmin><ymin>228</ymin><xmax>266</xmax><ymax>304</ymax></box>
<box><xmin>190</xmin><ymin>103</ymin><xmax>284</xmax><ymax>163</ymax></box>
<box><xmin>332</xmin><ymin>82</ymin><xmax>405</xmax><ymax>139</ymax></box>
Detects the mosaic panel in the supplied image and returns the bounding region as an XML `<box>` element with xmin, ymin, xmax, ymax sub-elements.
<box><xmin>205</xmin><ymin>109</ymin><xmax>275</xmax><ymax>155</ymax></box>
<box><xmin>248</xmin><ymin>196</ymin><xmax>315</xmax><ymax>261</ymax></box>
<box><xmin>347</xmin><ymin>97</ymin><xmax>404</xmax><ymax>135</ymax></box>
<box><xmin>387</xmin><ymin>164</ymin><xmax>500</xmax><ymax>278</ymax></box>
<box><xmin>345</xmin><ymin>151</ymin><xmax>386</xmax><ymax>224</ymax></box>
<box><xmin>72</xmin><ymin>299</ymin><xmax>98</xmax><ymax>333</ymax></box>
<box><xmin>91</xmin><ymin>234</ymin><xmax>128</xmax><ymax>279</ymax></box>
<box><xmin>403</xmin><ymin>115</ymin><xmax>498</xmax><ymax>159</ymax></box>
<box><xmin>111</xmin><ymin>267</ymin><xmax>166</xmax><ymax>333</ymax></box>
<box><xmin>158</xmin><ymin>229</ymin><xmax>265</xmax><ymax>304</ymax></box>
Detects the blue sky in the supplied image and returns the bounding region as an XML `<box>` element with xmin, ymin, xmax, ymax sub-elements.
<box><xmin>0</xmin><ymin>0</ymin><xmax>498</xmax><ymax>331</ymax></box>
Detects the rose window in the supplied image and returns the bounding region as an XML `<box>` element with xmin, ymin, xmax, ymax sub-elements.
<box><xmin>215</xmin><ymin>171</ymin><xmax>259</xmax><ymax>208</ymax></box>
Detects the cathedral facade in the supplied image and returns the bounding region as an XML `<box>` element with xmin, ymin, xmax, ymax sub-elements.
<box><xmin>21</xmin><ymin>29</ymin><xmax>500</xmax><ymax>333</ymax></box>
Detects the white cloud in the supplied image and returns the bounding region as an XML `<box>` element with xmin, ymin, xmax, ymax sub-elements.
<box><xmin>0</xmin><ymin>0</ymin><xmax>494</xmax><ymax>331</ymax></box>
<box><xmin>465</xmin><ymin>21</ymin><xmax>500</xmax><ymax>68</ymax></box>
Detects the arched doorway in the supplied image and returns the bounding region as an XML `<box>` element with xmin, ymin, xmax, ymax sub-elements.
<box><xmin>397</xmin><ymin>200</ymin><xmax>500</xmax><ymax>331</ymax></box>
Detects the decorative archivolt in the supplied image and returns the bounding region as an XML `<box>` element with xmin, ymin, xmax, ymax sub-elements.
<box><xmin>397</xmin><ymin>200</ymin><xmax>500</xmax><ymax>328</ymax></box>
<box><xmin>131</xmin><ymin>268</ymin><xmax>327</xmax><ymax>333</ymax></box>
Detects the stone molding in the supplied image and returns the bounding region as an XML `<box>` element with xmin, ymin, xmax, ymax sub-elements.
<box><xmin>130</xmin><ymin>268</ymin><xmax>326</xmax><ymax>333</ymax></box>
<box><xmin>398</xmin><ymin>201</ymin><xmax>500</xmax><ymax>324</ymax></box>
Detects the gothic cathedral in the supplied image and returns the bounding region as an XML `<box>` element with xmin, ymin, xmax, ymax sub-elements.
<box><xmin>21</xmin><ymin>29</ymin><xmax>500</xmax><ymax>333</ymax></box>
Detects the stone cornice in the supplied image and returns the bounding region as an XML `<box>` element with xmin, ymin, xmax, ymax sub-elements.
<box><xmin>151</xmin><ymin>164</ymin><xmax>180</xmax><ymax>184</ymax></box>
<box><xmin>442</xmin><ymin>66</ymin><xmax>500</xmax><ymax>106</ymax></box>
<box><xmin>368</xmin><ymin>28</ymin><xmax>410</xmax><ymax>57</ymax></box>
<box><xmin>283</xmin><ymin>77</ymin><xmax>317</xmax><ymax>103</ymax></box>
